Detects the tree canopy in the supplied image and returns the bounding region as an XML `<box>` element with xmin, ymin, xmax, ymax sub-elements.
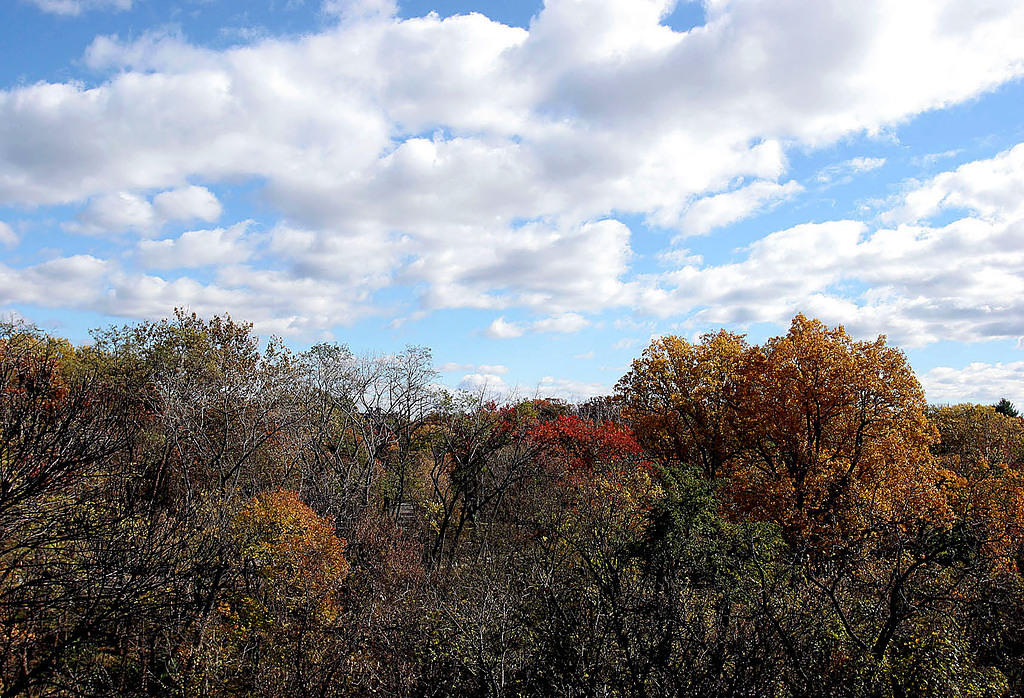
<box><xmin>1</xmin><ymin>312</ymin><xmax>1022</xmax><ymax>697</ymax></box>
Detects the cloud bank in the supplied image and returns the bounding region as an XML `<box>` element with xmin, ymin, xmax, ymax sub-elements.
<box><xmin>1</xmin><ymin>0</ymin><xmax>1023</xmax><ymax>350</ymax></box>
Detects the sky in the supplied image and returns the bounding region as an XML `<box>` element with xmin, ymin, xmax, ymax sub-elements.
<box><xmin>1</xmin><ymin>0</ymin><xmax>1024</xmax><ymax>406</ymax></box>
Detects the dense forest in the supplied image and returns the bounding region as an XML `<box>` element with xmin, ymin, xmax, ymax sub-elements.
<box><xmin>1</xmin><ymin>310</ymin><xmax>1022</xmax><ymax>697</ymax></box>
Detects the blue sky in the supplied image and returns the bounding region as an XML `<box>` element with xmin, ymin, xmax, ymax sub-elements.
<box><xmin>2</xmin><ymin>0</ymin><xmax>1024</xmax><ymax>405</ymax></box>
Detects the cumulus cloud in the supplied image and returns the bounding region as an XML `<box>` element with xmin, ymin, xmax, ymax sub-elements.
<box><xmin>454</xmin><ymin>371</ymin><xmax>610</xmax><ymax>401</ymax></box>
<box><xmin>68</xmin><ymin>186</ymin><xmax>222</xmax><ymax>235</ymax></box>
<box><xmin>920</xmin><ymin>362</ymin><xmax>1024</xmax><ymax>406</ymax></box>
<box><xmin>0</xmin><ymin>256</ymin><xmax>111</xmax><ymax>308</ymax></box>
<box><xmin>643</xmin><ymin>142</ymin><xmax>1024</xmax><ymax>347</ymax></box>
<box><xmin>152</xmin><ymin>185</ymin><xmax>223</xmax><ymax>223</ymax></box>
<box><xmin>439</xmin><ymin>361</ymin><xmax>509</xmax><ymax>374</ymax></box>
<box><xmin>136</xmin><ymin>222</ymin><xmax>251</xmax><ymax>269</ymax></box>
<box><xmin>530</xmin><ymin>313</ymin><xmax>590</xmax><ymax>334</ymax></box>
<box><xmin>457</xmin><ymin>372</ymin><xmax>510</xmax><ymax>394</ymax></box>
<box><xmin>484</xmin><ymin>317</ymin><xmax>524</xmax><ymax>339</ymax></box>
<box><xmin>485</xmin><ymin>313</ymin><xmax>590</xmax><ymax>339</ymax></box>
<box><xmin>535</xmin><ymin>376</ymin><xmax>609</xmax><ymax>401</ymax></box>
<box><xmin>2</xmin><ymin>0</ymin><xmax>1024</xmax><ymax>337</ymax></box>
<box><xmin>69</xmin><ymin>192</ymin><xmax>158</xmax><ymax>235</ymax></box>
<box><xmin>887</xmin><ymin>143</ymin><xmax>1024</xmax><ymax>223</ymax></box>
<box><xmin>408</xmin><ymin>219</ymin><xmax>633</xmax><ymax>313</ymax></box>
<box><xmin>0</xmin><ymin>251</ymin><xmax>376</xmax><ymax>337</ymax></box>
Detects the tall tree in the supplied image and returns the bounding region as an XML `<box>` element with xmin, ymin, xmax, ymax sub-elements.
<box><xmin>616</xmin><ymin>330</ymin><xmax>748</xmax><ymax>479</ymax></box>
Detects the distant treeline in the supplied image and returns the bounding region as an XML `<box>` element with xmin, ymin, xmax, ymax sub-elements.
<box><xmin>1</xmin><ymin>310</ymin><xmax>1022</xmax><ymax>697</ymax></box>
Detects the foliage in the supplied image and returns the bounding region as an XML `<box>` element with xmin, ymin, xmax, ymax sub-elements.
<box><xmin>995</xmin><ymin>398</ymin><xmax>1020</xmax><ymax>419</ymax></box>
<box><xmin>1</xmin><ymin>310</ymin><xmax>1022</xmax><ymax>697</ymax></box>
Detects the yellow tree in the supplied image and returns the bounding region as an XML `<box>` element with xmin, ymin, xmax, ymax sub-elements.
<box><xmin>615</xmin><ymin>330</ymin><xmax>748</xmax><ymax>479</ymax></box>
<box><xmin>183</xmin><ymin>490</ymin><xmax>350</xmax><ymax>696</ymax></box>
<box><xmin>929</xmin><ymin>404</ymin><xmax>1024</xmax><ymax>570</ymax></box>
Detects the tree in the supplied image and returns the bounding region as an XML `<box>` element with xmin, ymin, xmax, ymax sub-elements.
<box><xmin>90</xmin><ymin>310</ymin><xmax>304</xmax><ymax>502</ymax></box>
<box><xmin>995</xmin><ymin>397</ymin><xmax>1020</xmax><ymax>418</ymax></box>
<box><xmin>529</xmin><ymin>414</ymin><xmax>644</xmax><ymax>474</ymax></box>
<box><xmin>181</xmin><ymin>490</ymin><xmax>350</xmax><ymax>696</ymax></box>
<box><xmin>617</xmin><ymin>315</ymin><xmax>945</xmax><ymax>547</ymax></box>
<box><xmin>5</xmin><ymin>308</ymin><xmax>1022</xmax><ymax>696</ymax></box>
<box><xmin>0</xmin><ymin>322</ymin><xmax>200</xmax><ymax>697</ymax></box>
<box><xmin>730</xmin><ymin>314</ymin><xmax>944</xmax><ymax>547</ymax></box>
<box><xmin>425</xmin><ymin>394</ymin><xmax>541</xmax><ymax>566</ymax></box>
<box><xmin>296</xmin><ymin>344</ymin><xmax>435</xmax><ymax>527</ymax></box>
<box><xmin>616</xmin><ymin>330</ymin><xmax>748</xmax><ymax>479</ymax></box>
<box><xmin>929</xmin><ymin>404</ymin><xmax>1024</xmax><ymax>571</ymax></box>
<box><xmin>0</xmin><ymin>323</ymin><xmax>138</xmax><ymax>528</ymax></box>
<box><xmin>614</xmin><ymin>315</ymin><xmax>986</xmax><ymax>686</ymax></box>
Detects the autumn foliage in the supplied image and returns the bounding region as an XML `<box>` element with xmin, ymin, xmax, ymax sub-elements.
<box><xmin>1</xmin><ymin>312</ymin><xmax>1023</xmax><ymax>697</ymax></box>
<box><xmin>529</xmin><ymin>414</ymin><xmax>644</xmax><ymax>473</ymax></box>
<box><xmin>619</xmin><ymin>315</ymin><xmax>950</xmax><ymax>549</ymax></box>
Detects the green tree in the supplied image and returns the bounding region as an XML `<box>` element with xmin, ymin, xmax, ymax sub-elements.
<box><xmin>995</xmin><ymin>397</ymin><xmax>1020</xmax><ymax>418</ymax></box>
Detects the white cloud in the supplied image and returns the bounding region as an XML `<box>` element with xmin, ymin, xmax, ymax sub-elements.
<box><xmin>677</xmin><ymin>180</ymin><xmax>802</xmax><ymax>236</ymax></box>
<box><xmin>452</xmin><ymin>371</ymin><xmax>610</xmax><ymax>402</ymax></box>
<box><xmin>484</xmin><ymin>317</ymin><xmax>524</xmax><ymax>339</ymax></box>
<box><xmin>0</xmin><ymin>256</ymin><xmax>111</xmax><ymax>308</ymax></box>
<box><xmin>70</xmin><ymin>192</ymin><xmax>157</xmax><ymax>235</ymax></box>
<box><xmin>920</xmin><ymin>362</ymin><xmax>1024</xmax><ymax>406</ymax></box>
<box><xmin>2</xmin><ymin>0</ymin><xmax>1024</xmax><ymax>334</ymax></box>
<box><xmin>395</xmin><ymin>215</ymin><xmax>633</xmax><ymax>315</ymax></box>
<box><xmin>152</xmin><ymin>185</ymin><xmax>223</xmax><ymax>223</ymax></box>
<box><xmin>816</xmin><ymin>156</ymin><xmax>886</xmax><ymax>183</ymax></box>
<box><xmin>439</xmin><ymin>361</ymin><xmax>508</xmax><ymax>374</ymax></box>
<box><xmin>913</xmin><ymin>149</ymin><xmax>963</xmax><ymax>167</ymax></box>
<box><xmin>535</xmin><ymin>376</ymin><xmax>609</xmax><ymax>401</ymax></box>
<box><xmin>68</xmin><ymin>186</ymin><xmax>222</xmax><ymax>235</ymax></box>
<box><xmin>136</xmin><ymin>222</ymin><xmax>250</xmax><ymax>269</ymax></box>
<box><xmin>848</xmin><ymin>156</ymin><xmax>886</xmax><ymax>173</ymax></box>
<box><xmin>322</xmin><ymin>0</ymin><xmax>397</xmax><ymax>21</ymax></box>
<box><xmin>0</xmin><ymin>222</ymin><xmax>17</xmax><ymax>249</ymax></box>
<box><xmin>0</xmin><ymin>252</ymin><xmax>377</xmax><ymax>338</ymax></box>
<box><xmin>888</xmin><ymin>143</ymin><xmax>1024</xmax><ymax>223</ymax></box>
<box><xmin>485</xmin><ymin>312</ymin><xmax>590</xmax><ymax>339</ymax></box>
<box><xmin>457</xmin><ymin>372</ymin><xmax>510</xmax><ymax>394</ymax></box>
<box><xmin>24</xmin><ymin>0</ymin><xmax>130</xmax><ymax>16</ymax></box>
<box><xmin>531</xmin><ymin>313</ymin><xmax>589</xmax><ymax>334</ymax></box>
<box><xmin>642</xmin><ymin>143</ymin><xmax>1024</xmax><ymax>347</ymax></box>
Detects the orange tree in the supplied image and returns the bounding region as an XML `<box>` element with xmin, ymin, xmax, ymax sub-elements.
<box><xmin>730</xmin><ymin>315</ymin><xmax>946</xmax><ymax>547</ymax></box>
<box><xmin>929</xmin><ymin>404</ymin><xmax>1024</xmax><ymax>691</ymax></box>
<box><xmin>614</xmin><ymin>315</ymin><xmax>1013</xmax><ymax>692</ymax></box>
<box><xmin>180</xmin><ymin>490</ymin><xmax>349</xmax><ymax>696</ymax></box>
<box><xmin>618</xmin><ymin>315</ymin><xmax>946</xmax><ymax>547</ymax></box>
<box><xmin>928</xmin><ymin>403</ymin><xmax>1024</xmax><ymax>568</ymax></box>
